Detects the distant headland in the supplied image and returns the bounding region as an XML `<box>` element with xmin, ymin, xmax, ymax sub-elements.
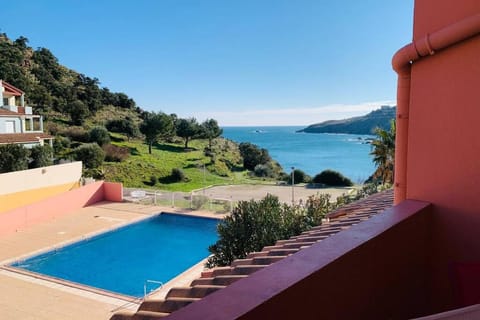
<box><xmin>297</xmin><ymin>105</ymin><xmax>396</xmax><ymax>135</ymax></box>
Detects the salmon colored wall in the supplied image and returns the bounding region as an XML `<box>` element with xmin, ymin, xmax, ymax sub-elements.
<box><xmin>407</xmin><ymin>0</ymin><xmax>480</xmax><ymax>312</ymax></box>
<box><xmin>413</xmin><ymin>0</ymin><xmax>480</xmax><ymax>40</ymax></box>
<box><xmin>104</xmin><ymin>182</ymin><xmax>123</xmax><ymax>202</ymax></box>
<box><xmin>0</xmin><ymin>181</ymin><xmax>122</xmax><ymax>237</ymax></box>
<box><xmin>0</xmin><ymin>182</ymin><xmax>79</xmax><ymax>213</ymax></box>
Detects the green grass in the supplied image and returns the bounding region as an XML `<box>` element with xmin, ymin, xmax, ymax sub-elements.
<box><xmin>103</xmin><ymin>133</ymin><xmax>268</xmax><ymax>192</ymax></box>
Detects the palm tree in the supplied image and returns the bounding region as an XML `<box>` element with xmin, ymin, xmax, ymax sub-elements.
<box><xmin>370</xmin><ymin>119</ymin><xmax>396</xmax><ymax>184</ymax></box>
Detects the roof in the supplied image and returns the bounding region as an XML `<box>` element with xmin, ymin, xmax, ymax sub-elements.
<box><xmin>111</xmin><ymin>189</ymin><xmax>394</xmax><ymax>319</ymax></box>
<box><xmin>0</xmin><ymin>133</ymin><xmax>53</xmax><ymax>144</ymax></box>
<box><xmin>0</xmin><ymin>109</ymin><xmax>21</xmax><ymax>116</ymax></box>
<box><xmin>0</xmin><ymin>80</ymin><xmax>24</xmax><ymax>96</ymax></box>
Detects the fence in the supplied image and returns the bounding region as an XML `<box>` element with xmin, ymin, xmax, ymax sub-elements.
<box><xmin>123</xmin><ymin>188</ymin><xmax>235</xmax><ymax>214</ymax></box>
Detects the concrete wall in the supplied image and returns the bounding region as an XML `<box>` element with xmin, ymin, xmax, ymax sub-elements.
<box><xmin>406</xmin><ymin>0</ymin><xmax>480</xmax><ymax>312</ymax></box>
<box><xmin>0</xmin><ymin>181</ymin><xmax>123</xmax><ymax>237</ymax></box>
<box><xmin>0</xmin><ymin>162</ymin><xmax>82</xmax><ymax>213</ymax></box>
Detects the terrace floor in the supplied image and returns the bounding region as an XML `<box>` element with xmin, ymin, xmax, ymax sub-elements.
<box><xmin>0</xmin><ymin>202</ymin><xmax>224</xmax><ymax>320</ymax></box>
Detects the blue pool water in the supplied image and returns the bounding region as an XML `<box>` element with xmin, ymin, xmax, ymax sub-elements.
<box><xmin>11</xmin><ymin>213</ymin><xmax>218</xmax><ymax>297</ymax></box>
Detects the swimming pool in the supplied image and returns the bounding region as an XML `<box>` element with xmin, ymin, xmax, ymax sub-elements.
<box><xmin>10</xmin><ymin>213</ymin><xmax>218</xmax><ymax>297</ymax></box>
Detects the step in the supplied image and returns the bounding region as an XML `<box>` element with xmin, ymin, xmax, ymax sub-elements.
<box><xmin>231</xmin><ymin>258</ymin><xmax>253</xmax><ymax>267</ymax></box>
<box><xmin>211</xmin><ymin>266</ymin><xmax>234</xmax><ymax>277</ymax></box>
<box><xmin>246</xmin><ymin>251</ymin><xmax>268</xmax><ymax>259</ymax></box>
<box><xmin>166</xmin><ymin>285</ymin><xmax>225</xmax><ymax>299</ymax></box>
<box><xmin>233</xmin><ymin>264</ymin><xmax>267</xmax><ymax>275</ymax></box>
<box><xmin>267</xmin><ymin>248</ymin><xmax>299</xmax><ymax>256</ymax></box>
<box><xmin>251</xmin><ymin>255</ymin><xmax>285</xmax><ymax>265</ymax></box>
<box><xmin>132</xmin><ymin>311</ymin><xmax>171</xmax><ymax>319</ymax></box>
<box><xmin>191</xmin><ymin>275</ymin><xmax>247</xmax><ymax>286</ymax></box>
<box><xmin>139</xmin><ymin>297</ymin><xmax>200</xmax><ymax>313</ymax></box>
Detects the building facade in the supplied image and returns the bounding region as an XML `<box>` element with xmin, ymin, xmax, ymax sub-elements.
<box><xmin>0</xmin><ymin>80</ymin><xmax>53</xmax><ymax>147</ymax></box>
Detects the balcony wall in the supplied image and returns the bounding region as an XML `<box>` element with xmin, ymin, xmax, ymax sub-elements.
<box><xmin>167</xmin><ymin>200</ymin><xmax>435</xmax><ymax>320</ymax></box>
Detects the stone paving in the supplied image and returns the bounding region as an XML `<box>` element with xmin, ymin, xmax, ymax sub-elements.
<box><xmin>0</xmin><ymin>202</ymin><xmax>222</xmax><ymax>320</ymax></box>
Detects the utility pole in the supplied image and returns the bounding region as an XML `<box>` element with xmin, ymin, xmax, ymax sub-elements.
<box><xmin>291</xmin><ymin>166</ymin><xmax>295</xmax><ymax>204</ymax></box>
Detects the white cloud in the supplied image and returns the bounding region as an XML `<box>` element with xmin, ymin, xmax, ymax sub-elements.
<box><xmin>194</xmin><ymin>100</ymin><xmax>396</xmax><ymax>126</ymax></box>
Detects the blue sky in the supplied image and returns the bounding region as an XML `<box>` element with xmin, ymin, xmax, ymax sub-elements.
<box><xmin>2</xmin><ymin>1</ymin><xmax>413</xmax><ymax>126</ymax></box>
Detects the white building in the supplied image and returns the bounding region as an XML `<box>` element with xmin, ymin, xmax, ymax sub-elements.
<box><xmin>0</xmin><ymin>80</ymin><xmax>53</xmax><ymax>147</ymax></box>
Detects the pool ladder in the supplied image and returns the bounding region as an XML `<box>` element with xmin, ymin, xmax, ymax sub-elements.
<box><xmin>144</xmin><ymin>279</ymin><xmax>164</xmax><ymax>298</ymax></box>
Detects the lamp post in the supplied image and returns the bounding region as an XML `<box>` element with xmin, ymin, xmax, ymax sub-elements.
<box><xmin>291</xmin><ymin>166</ymin><xmax>295</xmax><ymax>204</ymax></box>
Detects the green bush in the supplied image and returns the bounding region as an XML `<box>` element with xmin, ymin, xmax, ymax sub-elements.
<box><xmin>89</xmin><ymin>126</ymin><xmax>110</xmax><ymax>146</ymax></box>
<box><xmin>149</xmin><ymin>175</ymin><xmax>158</xmax><ymax>186</ymax></box>
<box><xmin>72</xmin><ymin>143</ymin><xmax>105</xmax><ymax>169</ymax></box>
<box><xmin>29</xmin><ymin>144</ymin><xmax>53</xmax><ymax>168</ymax></box>
<box><xmin>286</xmin><ymin>169</ymin><xmax>310</xmax><ymax>184</ymax></box>
<box><xmin>206</xmin><ymin>194</ymin><xmax>310</xmax><ymax>268</ymax></box>
<box><xmin>0</xmin><ymin>144</ymin><xmax>29</xmax><ymax>173</ymax></box>
<box><xmin>313</xmin><ymin>169</ymin><xmax>353</xmax><ymax>187</ymax></box>
<box><xmin>254</xmin><ymin>164</ymin><xmax>273</xmax><ymax>178</ymax></box>
<box><xmin>171</xmin><ymin>168</ymin><xmax>187</xmax><ymax>182</ymax></box>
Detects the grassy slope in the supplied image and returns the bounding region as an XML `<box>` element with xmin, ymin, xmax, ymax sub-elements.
<box><xmin>103</xmin><ymin>134</ymin><xmax>263</xmax><ymax>192</ymax></box>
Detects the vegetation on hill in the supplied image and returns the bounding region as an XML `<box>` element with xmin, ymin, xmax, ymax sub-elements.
<box><xmin>0</xmin><ymin>33</ymin><xmax>288</xmax><ymax>190</ymax></box>
<box><xmin>298</xmin><ymin>105</ymin><xmax>396</xmax><ymax>135</ymax></box>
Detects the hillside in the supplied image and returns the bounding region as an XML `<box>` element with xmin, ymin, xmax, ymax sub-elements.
<box><xmin>0</xmin><ymin>33</ymin><xmax>281</xmax><ymax>190</ymax></box>
<box><xmin>298</xmin><ymin>105</ymin><xmax>396</xmax><ymax>135</ymax></box>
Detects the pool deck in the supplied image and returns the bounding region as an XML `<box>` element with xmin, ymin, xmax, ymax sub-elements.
<box><xmin>0</xmin><ymin>202</ymin><xmax>226</xmax><ymax>320</ymax></box>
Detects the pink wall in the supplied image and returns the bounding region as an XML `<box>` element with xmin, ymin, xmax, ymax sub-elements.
<box><xmin>167</xmin><ymin>201</ymin><xmax>434</xmax><ymax>320</ymax></box>
<box><xmin>104</xmin><ymin>182</ymin><xmax>123</xmax><ymax>202</ymax></box>
<box><xmin>404</xmin><ymin>0</ymin><xmax>480</xmax><ymax>312</ymax></box>
<box><xmin>0</xmin><ymin>181</ymin><xmax>123</xmax><ymax>237</ymax></box>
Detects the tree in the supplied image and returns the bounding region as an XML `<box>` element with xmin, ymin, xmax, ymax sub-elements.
<box><xmin>0</xmin><ymin>144</ymin><xmax>29</xmax><ymax>173</ymax></box>
<box><xmin>287</xmin><ymin>169</ymin><xmax>310</xmax><ymax>184</ymax></box>
<box><xmin>370</xmin><ymin>119</ymin><xmax>396</xmax><ymax>184</ymax></box>
<box><xmin>176</xmin><ymin>118</ymin><xmax>201</xmax><ymax>149</ymax></box>
<box><xmin>238</xmin><ymin>142</ymin><xmax>271</xmax><ymax>170</ymax></box>
<box><xmin>72</xmin><ymin>143</ymin><xmax>105</xmax><ymax>169</ymax></box>
<box><xmin>139</xmin><ymin>112</ymin><xmax>174</xmax><ymax>154</ymax></box>
<box><xmin>89</xmin><ymin>126</ymin><xmax>110</xmax><ymax>146</ymax></box>
<box><xmin>68</xmin><ymin>100</ymin><xmax>89</xmax><ymax>125</ymax></box>
<box><xmin>312</xmin><ymin>169</ymin><xmax>353</xmax><ymax>186</ymax></box>
<box><xmin>200</xmin><ymin>119</ymin><xmax>223</xmax><ymax>149</ymax></box>
<box><xmin>29</xmin><ymin>145</ymin><xmax>53</xmax><ymax>168</ymax></box>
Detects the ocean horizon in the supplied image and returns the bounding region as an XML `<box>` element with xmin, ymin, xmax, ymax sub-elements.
<box><xmin>222</xmin><ymin>126</ymin><xmax>376</xmax><ymax>183</ymax></box>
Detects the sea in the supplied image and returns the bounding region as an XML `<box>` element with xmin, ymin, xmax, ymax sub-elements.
<box><xmin>222</xmin><ymin>126</ymin><xmax>375</xmax><ymax>184</ymax></box>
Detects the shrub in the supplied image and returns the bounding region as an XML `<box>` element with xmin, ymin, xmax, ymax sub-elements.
<box><xmin>238</xmin><ymin>142</ymin><xmax>271</xmax><ymax>170</ymax></box>
<box><xmin>254</xmin><ymin>163</ymin><xmax>273</xmax><ymax>178</ymax></box>
<box><xmin>192</xmin><ymin>195</ymin><xmax>209</xmax><ymax>209</ymax></box>
<box><xmin>103</xmin><ymin>144</ymin><xmax>130</xmax><ymax>162</ymax></box>
<box><xmin>29</xmin><ymin>144</ymin><xmax>53</xmax><ymax>168</ymax></box>
<box><xmin>105</xmin><ymin>118</ymin><xmax>139</xmax><ymax>139</ymax></box>
<box><xmin>313</xmin><ymin>169</ymin><xmax>353</xmax><ymax>187</ymax></box>
<box><xmin>0</xmin><ymin>144</ymin><xmax>29</xmax><ymax>173</ymax></box>
<box><xmin>89</xmin><ymin>126</ymin><xmax>111</xmax><ymax>146</ymax></box>
<box><xmin>72</xmin><ymin>143</ymin><xmax>105</xmax><ymax>169</ymax></box>
<box><xmin>171</xmin><ymin>168</ymin><xmax>187</xmax><ymax>182</ymax></box>
<box><xmin>206</xmin><ymin>194</ymin><xmax>311</xmax><ymax>268</ymax></box>
<box><xmin>149</xmin><ymin>175</ymin><xmax>158</xmax><ymax>186</ymax></box>
<box><xmin>286</xmin><ymin>169</ymin><xmax>310</xmax><ymax>184</ymax></box>
<box><xmin>61</xmin><ymin>126</ymin><xmax>89</xmax><ymax>142</ymax></box>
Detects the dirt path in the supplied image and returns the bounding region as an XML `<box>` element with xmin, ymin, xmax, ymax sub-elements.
<box><xmin>200</xmin><ymin>184</ymin><xmax>355</xmax><ymax>203</ymax></box>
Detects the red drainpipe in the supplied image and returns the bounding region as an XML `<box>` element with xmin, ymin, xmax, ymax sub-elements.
<box><xmin>391</xmin><ymin>14</ymin><xmax>480</xmax><ymax>204</ymax></box>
